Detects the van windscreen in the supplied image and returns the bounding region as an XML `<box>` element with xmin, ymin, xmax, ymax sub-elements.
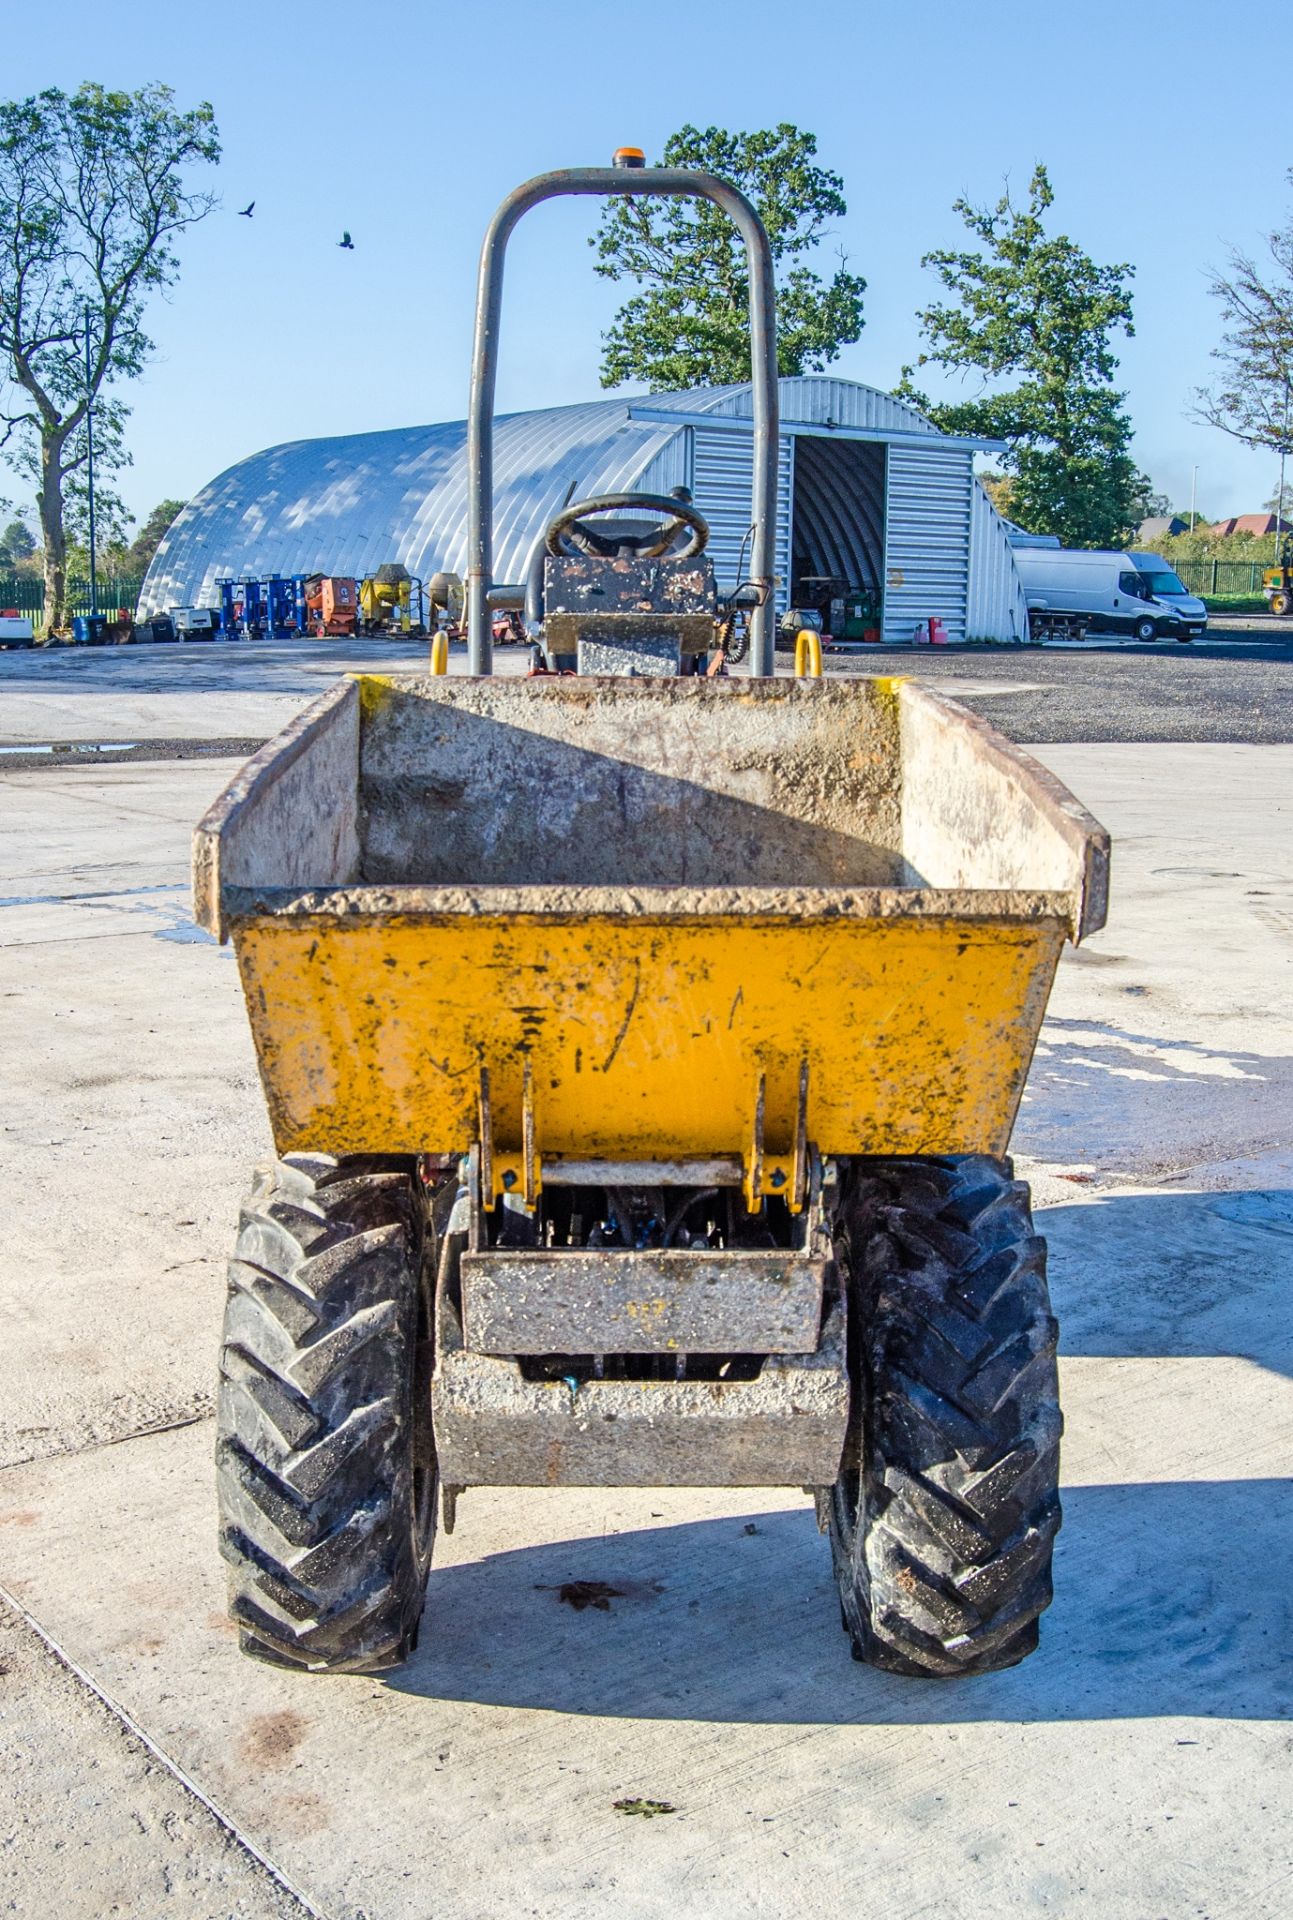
<box><xmin>1138</xmin><ymin>569</ymin><xmax>1187</xmax><ymax>596</ymax></box>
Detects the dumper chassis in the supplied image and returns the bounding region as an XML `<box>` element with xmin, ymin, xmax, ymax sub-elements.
<box><xmin>198</xmin><ymin>158</ymin><xmax>1106</xmax><ymax>1682</ymax></box>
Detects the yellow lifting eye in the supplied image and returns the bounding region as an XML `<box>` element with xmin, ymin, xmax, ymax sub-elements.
<box><xmin>794</xmin><ymin>628</ymin><xmax>824</xmax><ymax>678</ymax></box>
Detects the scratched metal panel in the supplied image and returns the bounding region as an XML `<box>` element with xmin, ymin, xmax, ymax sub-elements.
<box><xmin>460</xmin><ymin>1248</ymin><xmax>827</xmax><ymax>1354</ymax></box>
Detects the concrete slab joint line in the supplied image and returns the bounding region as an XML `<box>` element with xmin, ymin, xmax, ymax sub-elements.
<box><xmin>0</xmin><ymin>1583</ymin><xmax>328</xmax><ymax>1920</ymax></box>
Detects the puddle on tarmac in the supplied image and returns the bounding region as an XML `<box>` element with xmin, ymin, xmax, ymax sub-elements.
<box><xmin>0</xmin><ymin>741</ymin><xmax>140</xmax><ymax>756</ymax></box>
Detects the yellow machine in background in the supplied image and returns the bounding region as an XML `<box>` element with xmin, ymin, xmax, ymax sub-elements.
<box><xmin>1262</xmin><ymin>541</ymin><xmax>1292</xmax><ymax>615</ymax></box>
<box><xmin>359</xmin><ymin>562</ymin><xmax>426</xmax><ymax>635</ymax></box>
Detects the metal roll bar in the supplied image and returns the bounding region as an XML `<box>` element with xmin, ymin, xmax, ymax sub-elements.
<box><xmin>466</xmin><ymin>165</ymin><xmax>780</xmax><ymax>676</ymax></box>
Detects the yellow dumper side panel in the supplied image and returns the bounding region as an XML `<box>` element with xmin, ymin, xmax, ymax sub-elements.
<box><xmin>233</xmin><ymin>912</ymin><xmax>1063</xmax><ymax>1161</ymax></box>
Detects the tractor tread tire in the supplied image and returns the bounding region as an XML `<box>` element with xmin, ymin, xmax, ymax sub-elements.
<box><xmin>831</xmin><ymin>1154</ymin><xmax>1061</xmax><ymax>1678</ymax></box>
<box><xmin>216</xmin><ymin>1153</ymin><xmax>434</xmax><ymax>1673</ymax></box>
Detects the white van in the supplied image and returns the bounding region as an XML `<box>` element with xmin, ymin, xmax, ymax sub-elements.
<box><xmin>1011</xmin><ymin>547</ymin><xmax>1206</xmax><ymax>643</ymax></box>
<box><xmin>1128</xmin><ymin>553</ymin><xmax>1208</xmax><ymax>641</ymax></box>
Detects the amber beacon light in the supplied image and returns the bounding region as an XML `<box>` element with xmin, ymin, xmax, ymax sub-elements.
<box><xmin>612</xmin><ymin>146</ymin><xmax>646</xmax><ymax>168</ymax></box>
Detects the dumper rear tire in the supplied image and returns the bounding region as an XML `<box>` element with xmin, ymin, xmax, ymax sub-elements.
<box><xmin>829</xmin><ymin>1155</ymin><xmax>1061</xmax><ymax>1677</ymax></box>
<box><xmin>216</xmin><ymin>1154</ymin><xmax>436</xmax><ymax>1672</ymax></box>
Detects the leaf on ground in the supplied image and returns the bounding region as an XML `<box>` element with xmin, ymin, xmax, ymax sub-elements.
<box><xmin>614</xmin><ymin>1798</ymin><xmax>676</xmax><ymax>1819</ymax></box>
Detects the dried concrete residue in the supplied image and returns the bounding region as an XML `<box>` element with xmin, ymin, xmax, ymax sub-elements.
<box><xmin>221</xmin><ymin>881</ymin><xmax>1078</xmax><ymax>927</ymax></box>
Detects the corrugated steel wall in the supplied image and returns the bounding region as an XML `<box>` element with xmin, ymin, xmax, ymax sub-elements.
<box><xmin>645</xmin><ymin>377</ymin><xmax>938</xmax><ymax>437</ymax></box>
<box><xmin>139</xmin><ymin>376</ymin><xmax>1027</xmax><ymax>643</ymax></box>
<box><xmin>690</xmin><ymin>425</ymin><xmax>794</xmax><ymax>612</ymax></box>
<box><xmin>967</xmin><ymin>477</ymin><xmax>1030</xmax><ymax>642</ymax></box>
<box><xmin>636</xmin><ymin>428</ymin><xmax>691</xmax><ymax>498</ymax></box>
<box><xmin>882</xmin><ymin>444</ymin><xmax>973</xmax><ymax>643</ymax></box>
<box><xmin>140</xmin><ymin>401</ymin><xmax>681</xmax><ymax>617</ymax></box>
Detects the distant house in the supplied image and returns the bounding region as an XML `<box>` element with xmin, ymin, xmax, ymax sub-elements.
<box><xmin>1207</xmin><ymin>513</ymin><xmax>1292</xmax><ymax>538</ymax></box>
<box><xmin>1138</xmin><ymin>514</ymin><xmax>1189</xmax><ymax>540</ymax></box>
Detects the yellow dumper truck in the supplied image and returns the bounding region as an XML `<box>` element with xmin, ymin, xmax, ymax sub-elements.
<box><xmin>194</xmin><ymin>158</ymin><xmax>1109</xmax><ymax>1681</ymax></box>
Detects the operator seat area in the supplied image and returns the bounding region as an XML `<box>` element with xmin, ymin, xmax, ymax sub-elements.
<box><xmin>536</xmin><ymin>489</ymin><xmax>718</xmax><ymax>675</ymax></box>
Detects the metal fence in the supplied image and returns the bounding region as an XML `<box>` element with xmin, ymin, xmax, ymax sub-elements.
<box><xmin>1174</xmin><ymin>559</ymin><xmax>1271</xmax><ymax>597</ymax></box>
<box><xmin>0</xmin><ymin>577</ymin><xmax>144</xmax><ymax>625</ymax></box>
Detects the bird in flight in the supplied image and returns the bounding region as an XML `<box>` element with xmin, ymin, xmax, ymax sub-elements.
<box><xmin>237</xmin><ymin>200</ymin><xmax>255</xmax><ymax>218</ymax></box>
<box><xmin>338</xmin><ymin>231</ymin><xmax>355</xmax><ymax>250</ymax></box>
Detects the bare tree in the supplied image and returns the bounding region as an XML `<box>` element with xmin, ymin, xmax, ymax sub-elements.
<box><xmin>0</xmin><ymin>83</ymin><xmax>219</xmax><ymax>626</ymax></box>
<box><xmin>1195</xmin><ymin>172</ymin><xmax>1293</xmax><ymax>546</ymax></box>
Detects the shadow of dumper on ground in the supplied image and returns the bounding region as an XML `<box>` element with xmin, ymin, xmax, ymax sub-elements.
<box><xmin>389</xmin><ymin>1186</ymin><xmax>1293</xmax><ymax>1729</ymax></box>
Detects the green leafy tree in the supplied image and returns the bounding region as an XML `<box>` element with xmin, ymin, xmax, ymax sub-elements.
<box><xmin>0</xmin><ymin>511</ymin><xmax>34</xmax><ymax>568</ymax></box>
<box><xmin>125</xmin><ymin>495</ymin><xmax>186</xmax><ymax>573</ymax></box>
<box><xmin>898</xmin><ymin>166</ymin><xmax>1144</xmax><ymax>548</ymax></box>
<box><xmin>0</xmin><ymin>83</ymin><xmax>219</xmax><ymax>626</ymax></box>
<box><xmin>1133</xmin><ymin>485</ymin><xmax>1174</xmax><ymax>521</ymax></box>
<box><xmin>977</xmin><ymin>468</ymin><xmax>1016</xmax><ymax>519</ymax></box>
<box><xmin>591</xmin><ymin>124</ymin><xmax>865</xmax><ymax>391</ymax></box>
<box><xmin>60</xmin><ymin>403</ymin><xmax>135</xmax><ymax>554</ymax></box>
<box><xmin>1195</xmin><ymin>177</ymin><xmax>1293</xmax><ymax>559</ymax></box>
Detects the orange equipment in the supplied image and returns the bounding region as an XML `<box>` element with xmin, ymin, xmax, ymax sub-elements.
<box><xmin>303</xmin><ymin>574</ymin><xmax>358</xmax><ymax>638</ymax></box>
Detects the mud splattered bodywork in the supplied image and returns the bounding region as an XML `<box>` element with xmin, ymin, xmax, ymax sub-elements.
<box><xmin>209</xmin><ymin>164</ymin><xmax>1098</xmax><ymax>1671</ymax></box>
<box><xmin>194</xmin><ymin>673</ymin><xmax>1107</xmax><ymax>1183</ymax></box>
<box><xmin>195</xmin><ymin>670</ymin><xmax>1105</xmax><ymax>1493</ymax></box>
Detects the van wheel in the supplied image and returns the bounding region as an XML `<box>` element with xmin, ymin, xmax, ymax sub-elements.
<box><xmin>830</xmin><ymin>1155</ymin><xmax>1061</xmax><ymax>1677</ymax></box>
<box><xmin>1132</xmin><ymin>615</ymin><xmax>1159</xmax><ymax>642</ymax></box>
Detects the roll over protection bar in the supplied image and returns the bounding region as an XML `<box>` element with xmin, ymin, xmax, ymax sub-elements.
<box><xmin>465</xmin><ymin>165</ymin><xmax>780</xmax><ymax>676</ymax></box>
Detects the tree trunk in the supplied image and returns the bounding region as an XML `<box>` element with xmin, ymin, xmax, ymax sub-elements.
<box><xmin>39</xmin><ymin>433</ymin><xmax>68</xmax><ymax>634</ymax></box>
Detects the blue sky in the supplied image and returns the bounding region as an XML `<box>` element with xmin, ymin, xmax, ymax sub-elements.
<box><xmin>6</xmin><ymin>0</ymin><xmax>1289</xmax><ymax>527</ymax></box>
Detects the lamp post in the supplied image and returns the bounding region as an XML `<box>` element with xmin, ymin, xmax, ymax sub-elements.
<box><xmin>83</xmin><ymin>311</ymin><xmax>98</xmax><ymax>618</ymax></box>
<box><xmin>1276</xmin><ymin>381</ymin><xmax>1290</xmax><ymax>566</ymax></box>
<box><xmin>1189</xmin><ymin>465</ymin><xmax>1197</xmax><ymax>533</ymax></box>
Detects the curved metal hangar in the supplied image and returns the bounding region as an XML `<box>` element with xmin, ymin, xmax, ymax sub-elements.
<box><xmin>141</xmin><ymin>376</ymin><xmax>1028</xmax><ymax>644</ymax></box>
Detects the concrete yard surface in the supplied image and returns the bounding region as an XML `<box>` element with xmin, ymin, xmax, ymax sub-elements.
<box><xmin>0</xmin><ymin>644</ymin><xmax>1291</xmax><ymax>1918</ymax></box>
<box><xmin>0</xmin><ymin>1600</ymin><xmax>314</xmax><ymax>1919</ymax></box>
<box><xmin>1</xmin><ymin>1299</ymin><xmax>1291</xmax><ymax>1919</ymax></box>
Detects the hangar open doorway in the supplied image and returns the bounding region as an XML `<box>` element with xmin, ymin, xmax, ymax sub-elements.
<box><xmin>789</xmin><ymin>436</ymin><xmax>886</xmax><ymax>635</ymax></box>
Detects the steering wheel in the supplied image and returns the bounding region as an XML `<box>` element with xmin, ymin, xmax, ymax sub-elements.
<box><xmin>544</xmin><ymin>491</ymin><xmax>710</xmax><ymax>561</ymax></box>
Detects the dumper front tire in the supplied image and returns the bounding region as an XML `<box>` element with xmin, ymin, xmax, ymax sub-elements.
<box><xmin>829</xmin><ymin>1155</ymin><xmax>1061</xmax><ymax>1677</ymax></box>
<box><xmin>216</xmin><ymin>1154</ymin><xmax>436</xmax><ymax>1672</ymax></box>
